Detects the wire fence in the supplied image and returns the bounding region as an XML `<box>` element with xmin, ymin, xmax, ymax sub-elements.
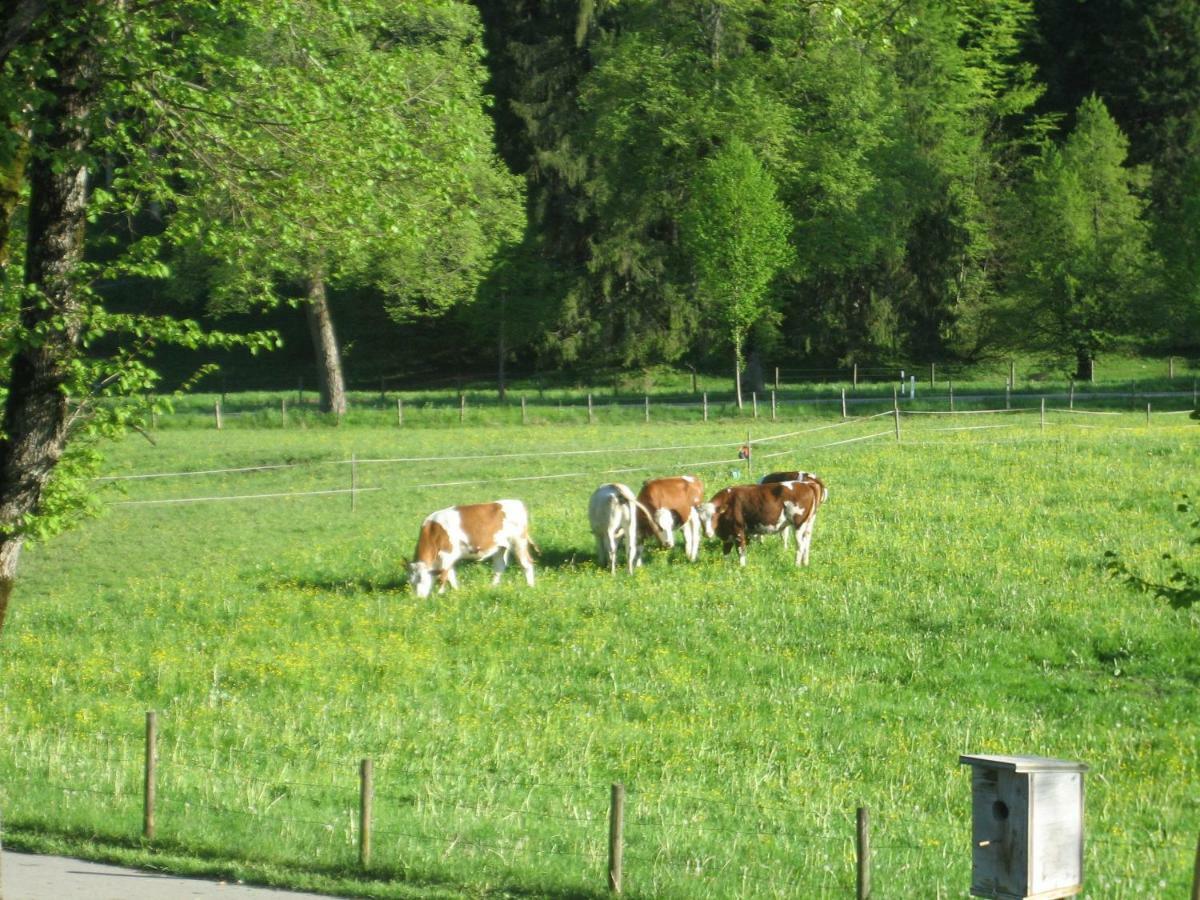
<box><xmin>2</xmin><ymin>716</ymin><xmax>1197</xmax><ymax>898</ymax></box>
<box><xmin>95</xmin><ymin>403</ymin><xmax>1195</xmax><ymax>509</ymax></box>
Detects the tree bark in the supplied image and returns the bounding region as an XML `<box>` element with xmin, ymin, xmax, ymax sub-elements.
<box><xmin>497</xmin><ymin>290</ymin><xmax>507</xmax><ymax>401</ymax></box>
<box><xmin>303</xmin><ymin>274</ymin><xmax>348</xmax><ymax>416</ymax></box>
<box><xmin>0</xmin><ymin>28</ymin><xmax>94</xmax><ymax>636</ymax></box>
<box><xmin>734</xmin><ymin>349</ymin><xmax>744</xmax><ymax>410</ymax></box>
<box><xmin>1074</xmin><ymin>349</ymin><xmax>1094</xmax><ymax>383</ymax></box>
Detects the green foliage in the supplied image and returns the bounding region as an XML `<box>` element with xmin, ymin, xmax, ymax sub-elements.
<box><xmin>161</xmin><ymin>0</ymin><xmax>524</xmax><ymax>318</ymax></box>
<box><xmin>1106</xmin><ymin>494</ymin><xmax>1200</xmax><ymax>611</ymax></box>
<box><xmin>998</xmin><ymin>96</ymin><xmax>1159</xmax><ymax>375</ymax></box>
<box><xmin>680</xmin><ymin>137</ymin><xmax>793</xmax><ymax>369</ymax></box>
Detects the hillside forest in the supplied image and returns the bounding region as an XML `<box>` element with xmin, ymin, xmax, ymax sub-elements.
<box><xmin>0</xmin><ymin>1</ymin><xmax>1199</xmax><ymax>623</ymax></box>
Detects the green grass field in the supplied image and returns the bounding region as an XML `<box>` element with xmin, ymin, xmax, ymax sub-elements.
<box><xmin>1</xmin><ymin>399</ymin><xmax>1198</xmax><ymax>898</ymax></box>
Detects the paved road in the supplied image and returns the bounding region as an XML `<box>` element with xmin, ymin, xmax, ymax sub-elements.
<box><xmin>1</xmin><ymin>851</ymin><xmax>345</xmax><ymax>900</ymax></box>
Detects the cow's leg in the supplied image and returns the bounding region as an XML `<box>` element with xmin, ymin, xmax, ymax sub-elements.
<box><xmin>607</xmin><ymin>531</ymin><xmax>619</xmax><ymax>575</ymax></box>
<box><xmin>793</xmin><ymin>524</ymin><xmax>804</xmax><ymax>566</ymax></box>
<box><xmin>595</xmin><ymin>534</ymin><xmax>609</xmax><ymax>572</ymax></box>
<box><xmin>439</xmin><ymin>567</ymin><xmax>458</xmax><ymax>592</ymax></box>
<box><xmin>684</xmin><ymin>512</ymin><xmax>700</xmax><ymax>561</ymax></box>
<box><xmin>655</xmin><ymin>509</ymin><xmax>676</xmax><ymax>549</ymax></box>
<box><xmin>801</xmin><ymin>517</ymin><xmax>816</xmax><ymax>565</ymax></box>
<box><xmin>513</xmin><ymin>538</ymin><xmax>536</xmax><ymax>586</ymax></box>
<box><xmin>737</xmin><ymin>530</ymin><xmax>748</xmax><ymax>567</ymax></box>
<box><xmin>491</xmin><ymin>549</ymin><xmax>509</xmax><ymax>585</ymax></box>
<box><xmin>626</xmin><ymin>508</ymin><xmax>638</xmax><ymax>573</ymax></box>
<box><xmin>781</xmin><ymin>526</ymin><xmax>791</xmax><ymax>550</ymax></box>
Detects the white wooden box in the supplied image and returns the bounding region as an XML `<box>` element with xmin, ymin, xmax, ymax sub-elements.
<box><xmin>960</xmin><ymin>754</ymin><xmax>1087</xmax><ymax>900</ymax></box>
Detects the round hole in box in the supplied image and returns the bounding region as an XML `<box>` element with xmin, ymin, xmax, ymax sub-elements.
<box><xmin>992</xmin><ymin>800</ymin><xmax>1009</xmax><ymax>821</ymax></box>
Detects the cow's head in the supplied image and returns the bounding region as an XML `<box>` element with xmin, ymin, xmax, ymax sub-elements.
<box><xmin>408</xmin><ymin>561</ymin><xmax>434</xmax><ymax>598</ymax></box>
<box><xmin>697</xmin><ymin>501</ymin><xmax>717</xmax><ymax>538</ymax></box>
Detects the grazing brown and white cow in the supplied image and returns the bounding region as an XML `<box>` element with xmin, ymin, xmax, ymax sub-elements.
<box><xmin>636</xmin><ymin>475</ymin><xmax>709</xmax><ymax>561</ymax></box>
<box><xmin>409</xmin><ymin>499</ymin><xmax>537</xmax><ymax>598</ymax></box>
<box><xmin>587</xmin><ymin>483</ymin><xmax>669</xmax><ymax>574</ymax></box>
<box><xmin>759</xmin><ymin>470</ymin><xmax>827</xmax><ymax>561</ymax></box>
<box><xmin>705</xmin><ymin>481</ymin><xmax>821</xmax><ymax>567</ymax></box>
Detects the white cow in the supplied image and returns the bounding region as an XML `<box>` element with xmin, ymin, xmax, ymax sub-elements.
<box><xmin>409</xmin><ymin>499</ymin><xmax>536</xmax><ymax>598</ymax></box>
<box><xmin>587</xmin><ymin>483</ymin><xmax>668</xmax><ymax>574</ymax></box>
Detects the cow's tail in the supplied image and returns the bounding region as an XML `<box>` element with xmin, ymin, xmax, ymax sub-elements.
<box><xmin>612</xmin><ymin>483</ymin><xmax>670</xmax><ymax>545</ymax></box>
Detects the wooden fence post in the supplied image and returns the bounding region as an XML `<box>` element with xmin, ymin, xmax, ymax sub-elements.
<box><xmin>1169</xmin><ymin>356</ymin><xmax>1175</xmax><ymax>379</ymax></box>
<box><xmin>856</xmin><ymin>807</ymin><xmax>871</xmax><ymax>900</ymax></box>
<box><xmin>1040</xmin><ymin>397</ymin><xmax>1045</xmax><ymax>432</ymax></box>
<box><xmin>588</xmin><ymin>393</ymin><xmax>595</xmax><ymax>424</ymax></box>
<box><xmin>1006</xmin><ymin>381</ymin><xmax>1011</xmax><ymax>410</ymax></box>
<box><xmin>752</xmin><ymin>392</ymin><xmax>758</xmax><ymax>419</ymax></box>
<box><xmin>360</xmin><ymin>759</ymin><xmax>373</xmax><ymax>869</ymax></box>
<box><xmin>397</xmin><ymin>397</ymin><xmax>403</xmax><ymax>427</ymax></box>
<box><xmin>521</xmin><ymin>396</ymin><xmax>527</xmax><ymax>425</ymax></box>
<box><xmin>841</xmin><ymin>388</ymin><xmax>847</xmax><ymax>419</ymax></box>
<box><xmin>351</xmin><ymin>453</ymin><xmax>357</xmax><ymax>513</ymax></box>
<box><xmin>459</xmin><ymin>392</ymin><xmax>466</xmax><ymax>424</ymax></box>
<box><xmin>608</xmin><ymin>783</ymin><xmax>625</xmax><ymax>894</ymax></box>
<box><xmin>144</xmin><ymin>711</ymin><xmax>157</xmax><ymax>841</ymax></box>
<box><xmin>893</xmin><ymin>406</ymin><xmax>900</xmax><ymax>442</ymax></box>
<box><xmin>774</xmin><ymin>366</ymin><xmax>780</xmax><ymax>390</ymax></box>
<box><xmin>702</xmin><ymin>391</ymin><xmax>709</xmax><ymax>422</ymax></box>
<box><xmin>214</xmin><ymin>400</ymin><xmax>222</xmax><ymax>431</ymax></box>
<box><xmin>644</xmin><ymin>395</ymin><xmax>650</xmax><ymax>423</ymax></box>
<box><xmin>930</xmin><ymin>362</ymin><xmax>935</xmax><ymax>388</ymax></box>
<box><xmin>771</xmin><ymin>390</ymin><xmax>777</xmax><ymax>421</ymax></box>
<box><xmin>1146</xmin><ymin>402</ymin><xmax>1151</xmax><ymax>427</ymax></box>
<box><xmin>1009</xmin><ymin>358</ymin><xmax>1015</xmax><ymax>393</ymax></box>
<box><xmin>1069</xmin><ymin>382</ymin><xmax>1075</xmax><ymax>410</ymax></box>
<box><xmin>949</xmin><ymin>381</ymin><xmax>954</xmax><ymax>413</ymax></box>
<box><xmin>852</xmin><ymin>362</ymin><xmax>858</xmax><ymax>387</ymax></box>
<box><xmin>281</xmin><ymin>398</ymin><xmax>287</xmax><ymax>427</ymax></box>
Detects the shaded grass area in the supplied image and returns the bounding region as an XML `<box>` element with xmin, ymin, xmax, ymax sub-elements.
<box><xmin>147</xmin><ymin>352</ymin><xmax>1200</xmax><ymax>430</ymax></box>
<box><xmin>1</xmin><ymin>412</ymin><xmax>1198</xmax><ymax>898</ymax></box>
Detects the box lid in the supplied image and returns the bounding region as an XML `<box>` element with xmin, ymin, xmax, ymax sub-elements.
<box><xmin>960</xmin><ymin>754</ymin><xmax>1089</xmax><ymax>774</ymax></box>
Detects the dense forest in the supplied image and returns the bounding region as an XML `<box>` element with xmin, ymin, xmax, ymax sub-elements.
<box><xmin>0</xmin><ymin>1</ymin><xmax>1198</xmax><ymax>617</ymax></box>
<box><xmin>6</xmin><ymin>1</ymin><xmax>1200</xmax><ymax>403</ymax></box>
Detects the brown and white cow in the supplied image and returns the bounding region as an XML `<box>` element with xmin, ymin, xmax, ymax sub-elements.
<box><xmin>759</xmin><ymin>470</ymin><xmax>827</xmax><ymax>561</ymax></box>
<box><xmin>409</xmin><ymin>499</ymin><xmax>537</xmax><ymax>598</ymax></box>
<box><xmin>636</xmin><ymin>475</ymin><xmax>709</xmax><ymax>561</ymax></box>
<box><xmin>588</xmin><ymin>483</ymin><xmax>671</xmax><ymax>574</ymax></box>
<box><xmin>705</xmin><ymin>481</ymin><xmax>821</xmax><ymax>567</ymax></box>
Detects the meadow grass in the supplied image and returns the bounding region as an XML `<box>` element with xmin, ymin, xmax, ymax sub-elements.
<box><xmin>0</xmin><ymin>405</ymin><xmax>1197</xmax><ymax>898</ymax></box>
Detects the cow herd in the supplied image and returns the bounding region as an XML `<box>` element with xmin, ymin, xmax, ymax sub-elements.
<box><xmin>407</xmin><ymin>470</ymin><xmax>827</xmax><ymax>597</ymax></box>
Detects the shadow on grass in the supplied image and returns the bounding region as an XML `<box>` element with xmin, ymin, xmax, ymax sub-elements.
<box><xmin>5</xmin><ymin>823</ymin><xmax>606</xmax><ymax>900</ymax></box>
<box><xmin>267</xmin><ymin>543</ymin><xmax>588</xmax><ymax>597</ymax></box>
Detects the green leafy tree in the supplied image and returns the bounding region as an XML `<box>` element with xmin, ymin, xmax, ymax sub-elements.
<box><xmin>681</xmin><ymin>138</ymin><xmax>793</xmax><ymax>408</ymax></box>
<box><xmin>171</xmin><ymin>0</ymin><xmax>522</xmax><ymax>414</ymax></box>
<box><xmin>0</xmin><ymin>0</ymin><xmax>519</xmax><ymax>634</ymax></box>
<box><xmin>999</xmin><ymin>96</ymin><xmax>1158</xmax><ymax>379</ymax></box>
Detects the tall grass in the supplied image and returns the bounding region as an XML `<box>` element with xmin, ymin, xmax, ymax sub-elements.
<box><xmin>1</xmin><ymin>408</ymin><xmax>1197</xmax><ymax>898</ymax></box>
